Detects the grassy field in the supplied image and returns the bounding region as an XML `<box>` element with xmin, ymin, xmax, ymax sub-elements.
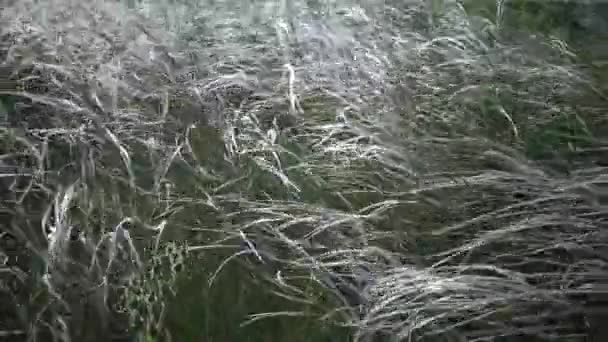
<box><xmin>0</xmin><ymin>1</ymin><xmax>607</xmax><ymax>341</ymax></box>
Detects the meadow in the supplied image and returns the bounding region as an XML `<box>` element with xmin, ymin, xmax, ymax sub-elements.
<box><xmin>0</xmin><ymin>1</ymin><xmax>607</xmax><ymax>341</ymax></box>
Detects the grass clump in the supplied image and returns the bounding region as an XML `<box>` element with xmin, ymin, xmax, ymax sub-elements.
<box><xmin>0</xmin><ymin>0</ymin><xmax>607</xmax><ymax>342</ymax></box>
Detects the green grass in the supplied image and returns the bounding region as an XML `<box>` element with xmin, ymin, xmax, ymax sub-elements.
<box><xmin>130</xmin><ymin>2</ymin><xmax>607</xmax><ymax>340</ymax></box>
<box><xmin>163</xmin><ymin>259</ymin><xmax>351</xmax><ymax>342</ymax></box>
<box><xmin>2</xmin><ymin>1</ymin><xmax>607</xmax><ymax>341</ymax></box>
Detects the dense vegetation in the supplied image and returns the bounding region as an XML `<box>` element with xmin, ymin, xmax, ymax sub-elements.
<box><xmin>1</xmin><ymin>0</ymin><xmax>606</xmax><ymax>341</ymax></box>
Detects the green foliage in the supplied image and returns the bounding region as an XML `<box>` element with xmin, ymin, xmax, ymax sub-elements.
<box><xmin>524</xmin><ymin>113</ymin><xmax>594</xmax><ymax>160</ymax></box>
<box><xmin>163</xmin><ymin>259</ymin><xmax>351</xmax><ymax>342</ymax></box>
<box><xmin>505</xmin><ymin>0</ymin><xmax>578</xmax><ymax>35</ymax></box>
<box><xmin>458</xmin><ymin>0</ymin><xmax>605</xmax><ymax>161</ymax></box>
<box><xmin>461</xmin><ymin>0</ymin><xmax>498</xmax><ymax>23</ymax></box>
<box><xmin>3</xmin><ymin>1</ymin><xmax>607</xmax><ymax>341</ymax></box>
<box><xmin>123</xmin><ymin>239</ymin><xmax>351</xmax><ymax>342</ymax></box>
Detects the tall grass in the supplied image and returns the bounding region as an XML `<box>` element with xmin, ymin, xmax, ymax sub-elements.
<box><xmin>0</xmin><ymin>0</ymin><xmax>606</xmax><ymax>341</ymax></box>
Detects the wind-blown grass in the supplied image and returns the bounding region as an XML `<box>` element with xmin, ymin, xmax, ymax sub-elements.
<box><xmin>0</xmin><ymin>0</ymin><xmax>606</xmax><ymax>341</ymax></box>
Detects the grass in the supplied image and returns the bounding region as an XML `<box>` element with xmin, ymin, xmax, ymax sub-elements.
<box><xmin>0</xmin><ymin>0</ymin><xmax>607</xmax><ymax>341</ymax></box>
<box><xmin>162</xmin><ymin>257</ymin><xmax>352</xmax><ymax>342</ymax></box>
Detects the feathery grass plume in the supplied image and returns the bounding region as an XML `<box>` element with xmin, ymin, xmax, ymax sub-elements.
<box><xmin>0</xmin><ymin>0</ymin><xmax>606</xmax><ymax>341</ymax></box>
